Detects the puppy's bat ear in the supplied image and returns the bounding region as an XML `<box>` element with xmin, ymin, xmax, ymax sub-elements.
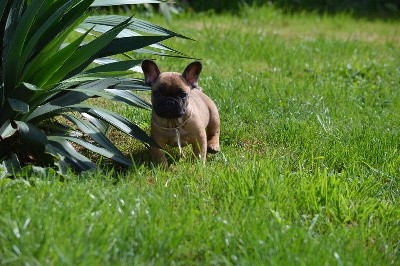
<box><xmin>183</xmin><ymin>61</ymin><xmax>202</xmax><ymax>88</ymax></box>
<box><xmin>141</xmin><ymin>60</ymin><xmax>160</xmax><ymax>86</ymax></box>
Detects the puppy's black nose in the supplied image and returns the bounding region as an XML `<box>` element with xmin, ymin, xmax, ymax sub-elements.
<box><xmin>166</xmin><ymin>100</ymin><xmax>175</xmax><ymax>106</ymax></box>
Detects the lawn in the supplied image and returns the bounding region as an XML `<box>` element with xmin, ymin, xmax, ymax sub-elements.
<box><xmin>1</xmin><ymin>5</ymin><xmax>399</xmax><ymax>265</ymax></box>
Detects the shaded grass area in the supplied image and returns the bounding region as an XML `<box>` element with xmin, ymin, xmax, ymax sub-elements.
<box><xmin>1</xmin><ymin>5</ymin><xmax>400</xmax><ymax>265</ymax></box>
<box><xmin>178</xmin><ymin>0</ymin><xmax>400</xmax><ymax>20</ymax></box>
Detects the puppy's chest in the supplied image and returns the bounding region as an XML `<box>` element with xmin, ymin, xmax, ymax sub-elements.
<box><xmin>163</xmin><ymin>128</ymin><xmax>193</xmax><ymax>147</ymax></box>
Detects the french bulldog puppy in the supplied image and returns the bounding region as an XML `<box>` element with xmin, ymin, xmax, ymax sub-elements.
<box><xmin>141</xmin><ymin>60</ymin><xmax>220</xmax><ymax>165</ymax></box>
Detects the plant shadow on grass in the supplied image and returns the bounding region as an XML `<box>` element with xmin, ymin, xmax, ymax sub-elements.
<box><xmin>126</xmin><ymin>146</ymin><xmax>208</xmax><ymax>169</ymax></box>
<box><xmin>128</xmin><ymin>147</ymin><xmax>154</xmax><ymax>168</ymax></box>
<box><xmin>111</xmin><ymin>147</ymin><xmax>189</xmax><ymax>175</ymax></box>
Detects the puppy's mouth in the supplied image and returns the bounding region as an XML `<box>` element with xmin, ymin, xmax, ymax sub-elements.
<box><xmin>153</xmin><ymin>98</ymin><xmax>186</xmax><ymax>119</ymax></box>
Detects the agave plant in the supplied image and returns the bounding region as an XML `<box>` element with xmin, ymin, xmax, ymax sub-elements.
<box><xmin>0</xmin><ymin>0</ymin><xmax>187</xmax><ymax>174</ymax></box>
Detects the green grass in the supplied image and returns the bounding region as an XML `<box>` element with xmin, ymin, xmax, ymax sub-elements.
<box><xmin>1</xmin><ymin>5</ymin><xmax>400</xmax><ymax>265</ymax></box>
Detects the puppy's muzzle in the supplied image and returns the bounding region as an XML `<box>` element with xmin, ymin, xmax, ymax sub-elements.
<box><xmin>154</xmin><ymin>97</ymin><xmax>186</xmax><ymax>119</ymax></box>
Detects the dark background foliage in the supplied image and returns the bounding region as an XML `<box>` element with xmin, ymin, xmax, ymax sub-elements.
<box><xmin>180</xmin><ymin>0</ymin><xmax>400</xmax><ymax>18</ymax></box>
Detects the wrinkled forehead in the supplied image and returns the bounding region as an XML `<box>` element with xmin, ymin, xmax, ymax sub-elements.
<box><xmin>156</xmin><ymin>72</ymin><xmax>188</xmax><ymax>88</ymax></box>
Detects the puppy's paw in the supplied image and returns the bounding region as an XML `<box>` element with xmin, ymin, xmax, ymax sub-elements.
<box><xmin>207</xmin><ymin>143</ymin><xmax>220</xmax><ymax>154</ymax></box>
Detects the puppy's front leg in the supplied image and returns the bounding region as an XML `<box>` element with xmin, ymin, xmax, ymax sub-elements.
<box><xmin>191</xmin><ymin>133</ymin><xmax>208</xmax><ymax>162</ymax></box>
<box><xmin>150</xmin><ymin>138</ymin><xmax>168</xmax><ymax>166</ymax></box>
<box><xmin>150</xmin><ymin>146</ymin><xmax>168</xmax><ymax>166</ymax></box>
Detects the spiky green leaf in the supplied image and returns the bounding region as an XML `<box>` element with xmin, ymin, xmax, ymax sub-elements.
<box><xmin>26</xmin><ymin>79</ymin><xmax>121</xmax><ymax>121</ymax></box>
<box><xmin>8</xmin><ymin>98</ymin><xmax>29</xmax><ymax>113</ymax></box>
<box><xmin>3</xmin><ymin>0</ymin><xmax>44</xmax><ymax>89</ymax></box>
<box><xmin>0</xmin><ymin>0</ymin><xmax>11</xmax><ymax>22</ymax></box>
<box><xmin>72</xmin><ymin>105</ymin><xmax>153</xmax><ymax>146</ymax></box>
<box><xmin>82</xmin><ymin>113</ymin><xmax>109</xmax><ymax>134</ymax></box>
<box><xmin>98</xmin><ymin>35</ymin><xmax>172</xmax><ymax>58</ymax></box>
<box><xmin>62</xmin><ymin>113</ymin><xmax>128</xmax><ymax>160</ymax></box>
<box><xmin>50</xmin><ymin>17</ymin><xmax>133</xmax><ymax>83</ymax></box>
<box><xmin>86</xmin><ymin>59</ymin><xmax>142</xmax><ymax>73</ymax></box>
<box><xmin>47</xmin><ymin>139</ymin><xmax>96</xmax><ymax>171</ymax></box>
<box><xmin>49</xmin><ymin>135</ymin><xmax>131</xmax><ymax>166</ymax></box>
<box><xmin>0</xmin><ymin>120</ymin><xmax>17</xmax><ymax>139</ymax></box>
<box><xmin>84</xmin><ymin>15</ymin><xmax>189</xmax><ymax>39</ymax></box>
<box><xmin>15</xmin><ymin>121</ymin><xmax>48</xmax><ymax>155</ymax></box>
<box><xmin>20</xmin><ymin>1</ymin><xmax>76</xmax><ymax>69</ymax></box>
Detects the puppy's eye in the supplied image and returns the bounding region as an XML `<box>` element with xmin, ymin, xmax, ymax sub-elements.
<box><xmin>153</xmin><ymin>90</ymin><xmax>161</xmax><ymax>96</ymax></box>
<box><xmin>179</xmin><ymin>92</ymin><xmax>187</xmax><ymax>99</ymax></box>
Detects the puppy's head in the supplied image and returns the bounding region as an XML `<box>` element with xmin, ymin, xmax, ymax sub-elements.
<box><xmin>141</xmin><ymin>60</ymin><xmax>202</xmax><ymax>119</ymax></box>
